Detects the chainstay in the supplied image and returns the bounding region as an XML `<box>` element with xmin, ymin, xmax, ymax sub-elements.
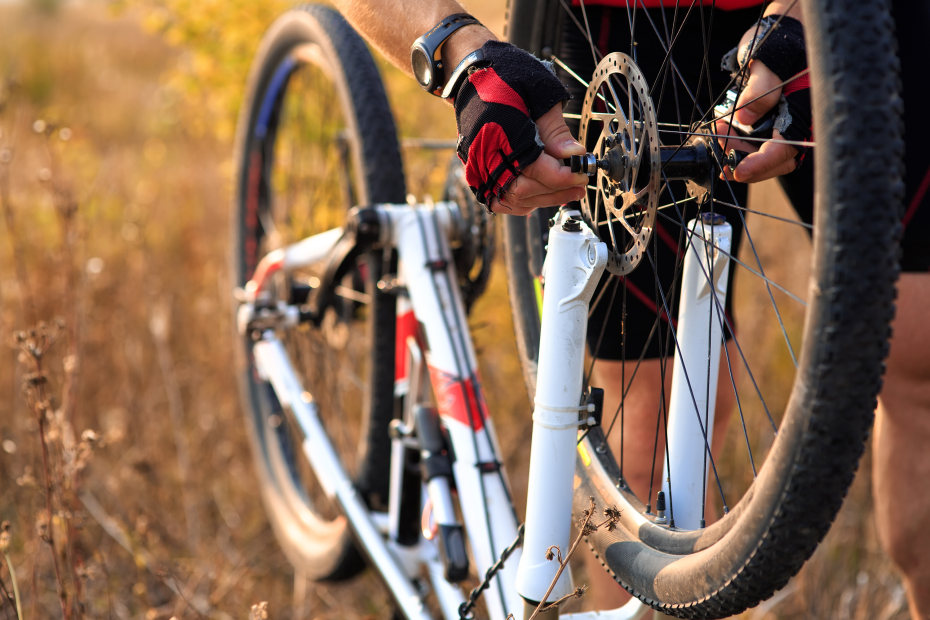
<box><xmin>458</xmin><ymin>523</ymin><xmax>525</xmax><ymax>619</ymax></box>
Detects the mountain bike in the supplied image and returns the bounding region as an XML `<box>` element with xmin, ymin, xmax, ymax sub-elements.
<box><xmin>231</xmin><ymin>1</ymin><xmax>903</xmax><ymax>618</ymax></box>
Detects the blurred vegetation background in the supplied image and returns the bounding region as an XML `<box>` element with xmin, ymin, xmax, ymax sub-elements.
<box><xmin>0</xmin><ymin>0</ymin><xmax>909</xmax><ymax>618</ymax></box>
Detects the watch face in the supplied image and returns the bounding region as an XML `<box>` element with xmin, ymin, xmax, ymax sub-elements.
<box><xmin>411</xmin><ymin>45</ymin><xmax>433</xmax><ymax>88</ymax></box>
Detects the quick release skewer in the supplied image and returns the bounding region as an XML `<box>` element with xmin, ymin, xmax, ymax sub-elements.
<box><xmin>567</xmin><ymin>142</ymin><xmax>747</xmax><ymax>183</ymax></box>
<box><xmin>566</xmin><ymin>153</ymin><xmax>608</xmax><ymax>175</ymax></box>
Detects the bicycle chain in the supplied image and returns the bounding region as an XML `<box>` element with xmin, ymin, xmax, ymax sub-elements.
<box><xmin>457</xmin><ymin>523</ymin><xmax>525</xmax><ymax>619</ymax></box>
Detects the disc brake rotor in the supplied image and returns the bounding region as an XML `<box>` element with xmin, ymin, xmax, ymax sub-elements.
<box><xmin>578</xmin><ymin>52</ymin><xmax>661</xmax><ymax>275</ymax></box>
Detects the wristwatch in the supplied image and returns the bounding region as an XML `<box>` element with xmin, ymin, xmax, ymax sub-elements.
<box><xmin>410</xmin><ymin>13</ymin><xmax>481</xmax><ymax>96</ymax></box>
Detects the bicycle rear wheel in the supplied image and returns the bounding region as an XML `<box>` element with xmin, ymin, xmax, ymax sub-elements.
<box><xmin>505</xmin><ymin>1</ymin><xmax>903</xmax><ymax>616</ymax></box>
<box><xmin>232</xmin><ymin>4</ymin><xmax>404</xmax><ymax>580</ymax></box>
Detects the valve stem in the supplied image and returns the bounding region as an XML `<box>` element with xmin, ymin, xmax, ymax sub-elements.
<box><xmin>654</xmin><ymin>490</ymin><xmax>669</xmax><ymax>525</ymax></box>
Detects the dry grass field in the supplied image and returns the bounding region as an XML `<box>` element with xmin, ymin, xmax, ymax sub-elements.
<box><xmin>0</xmin><ymin>2</ymin><xmax>910</xmax><ymax>619</ymax></box>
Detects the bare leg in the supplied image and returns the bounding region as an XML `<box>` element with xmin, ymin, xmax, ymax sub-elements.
<box><xmin>595</xmin><ymin>358</ymin><xmax>669</xmax><ymax>503</ymax></box>
<box><xmin>872</xmin><ymin>273</ymin><xmax>930</xmax><ymax>620</ymax></box>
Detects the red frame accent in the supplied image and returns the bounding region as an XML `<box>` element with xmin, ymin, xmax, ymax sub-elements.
<box><xmin>429</xmin><ymin>367</ymin><xmax>488</xmax><ymax>431</ymax></box>
<box><xmin>395</xmin><ymin>309</ymin><xmax>420</xmax><ymax>383</ymax></box>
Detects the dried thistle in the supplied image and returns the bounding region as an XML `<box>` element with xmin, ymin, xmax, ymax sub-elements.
<box><xmin>579</xmin><ymin>497</ymin><xmax>600</xmax><ymax>536</ymax></box>
<box><xmin>604</xmin><ymin>506</ymin><xmax>622</xmax><ymax>532</ymax></box>
<box><xmin>35</xmin><ymin>512</ymin><xmax>49</xmax><ymax>544</ymax></box>
<box><xmin>544</xmin><ymin>545</ymin><xmax>562</xmax><ymax>564</ymax></box>
<box><xmin>71</xmin><ymin>429</ymin><xmax>100</xmax><ymax>476</ymax></box>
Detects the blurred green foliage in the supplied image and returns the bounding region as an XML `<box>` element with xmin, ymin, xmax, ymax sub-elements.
<box><xmin>113</xmin><ymin>0</ymin><xmax>289</xmax><ymax>141</ymax></box>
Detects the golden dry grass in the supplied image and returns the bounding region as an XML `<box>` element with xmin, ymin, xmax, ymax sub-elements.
<box><xmin>0</xmin><ymin>3</ymin><xmax>909</xmax><ymax>619</ymax></box>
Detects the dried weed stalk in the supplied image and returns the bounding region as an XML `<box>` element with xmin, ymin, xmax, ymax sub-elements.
<box><xmin>3</xmin><ymin>112</ymin><xmax>97</xmax><ymax>619</ymax></box>
<box><xmin>528</xmin><ymin>498</ymin><xmax>622</xmax><ymax>619</ymax></box>
<box><xmin>15</xmin><ymin>323</ymin><xmax>94</xmax><ymax>619</ymax></box>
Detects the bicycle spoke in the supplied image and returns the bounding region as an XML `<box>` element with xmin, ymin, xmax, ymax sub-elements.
<box><xmin>576</xmin><ymin>0</ymin><xmax>602</xmax><ymax>70</ymax></box>
<box><xmin>551</xmin><ymin>56</ymin><xmax>591</xmax><ymax>90</ymax></box>
<box><xmin>655</xmin><ymin>208</ymin><xmax>807</xmax><ymax>307</ymax></box>
<box><xmin>709</xmin><ymin>198</ymin><xmax>813</xmax><ymax>231</ymax></box>
<box><xmin>721</xmin><ymin>339</ymin><xmax>759</xmax><ymax>478</ymax></box>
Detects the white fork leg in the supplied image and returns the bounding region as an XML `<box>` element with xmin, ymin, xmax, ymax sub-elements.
<box><xmin>516</xmin><ymin>212</ymin><xmax>607</xmax><ymax>609</ymax></box>
<box><xmin>661</xmin><ymin>214</ymin><xmax>732</xmax><ymax>530</ymax></box>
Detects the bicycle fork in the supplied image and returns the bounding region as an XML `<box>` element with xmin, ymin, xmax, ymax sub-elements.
<box><xmin>515</xmin><ymin>210</ymin><xmax>732</xmax><ymax>619</ymax></box>
<box><xmin>516</xmin><ymin>208</ymin><xmax>607</xmax><ymax>614</ymax></box>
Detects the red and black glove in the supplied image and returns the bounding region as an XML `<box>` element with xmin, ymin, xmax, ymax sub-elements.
<box><xmin>723</xmin><ymin>15</ymin><xmax>811</xmax><ymax>147</ymax></box>
<box><xmin>453</xmin><ymin>41</ymin><xmax>570</xmax><ymax>207</ymax></box>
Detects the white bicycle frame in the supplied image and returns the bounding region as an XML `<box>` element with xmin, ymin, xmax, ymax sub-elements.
<box><xmin>239</xmin><ymin>200</ymin><xmax>731</xmax><ymax>619</ymax></box>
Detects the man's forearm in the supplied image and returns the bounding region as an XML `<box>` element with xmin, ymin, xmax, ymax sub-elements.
<box><xmin>332</xmin><ymin>0</ymin><xmax>498</xmax><ymax>86</ymax></box>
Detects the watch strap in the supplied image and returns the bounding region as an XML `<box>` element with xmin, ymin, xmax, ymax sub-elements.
<box><xmin>441</xmin><ymin>49</ymin><xmax>488</xmax><ymax>100</ymax></box>
<box><xmin>421</xmin><ymin>13</ymin><xmax>478</xmax><ymax>49</ymax></box>
<box><xmin>413</xmin><ymin>13</ymin><xmax>481</xmax><ymax>95</ymax></box>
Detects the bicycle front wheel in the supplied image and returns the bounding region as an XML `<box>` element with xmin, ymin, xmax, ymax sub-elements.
<box><xmin>505</xmin><ymin>0</ymin><xmax>903</xmax><ymax>616</ymax></box>
<box><xmin>232</xmin><ymin>4</ymin><xmax>404</xmax><ymax>580</ymax></box>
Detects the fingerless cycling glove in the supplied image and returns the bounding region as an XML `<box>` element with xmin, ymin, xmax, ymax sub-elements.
<box><xmin>454</xmin><ymin>41</ymin><xmax>570</xmax><ymax>206</ymax></box>
<box><xmin>723</xmin><ymin>15</ymin><xmax>811</xmax><ymax>147</ymax></box>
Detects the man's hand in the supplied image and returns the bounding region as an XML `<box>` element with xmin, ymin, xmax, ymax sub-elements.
<box><xmin>490</xmin><ymin>106</ymin><xmax>587</xmax><ymax>215</ymax></box>
<box><xmin>715</xmin><ymin>60</ymin><xmax>798</xmax><ymax>183</ymax></box>
<box><xmin>715</xmin><ymin>12</ymin><xmax>810</xmax><ymax>184</ymax></box>
<box><xmin>454</xmin><ymin>40</ymin><xmax>587</xmax><ymax>215</ymax></box>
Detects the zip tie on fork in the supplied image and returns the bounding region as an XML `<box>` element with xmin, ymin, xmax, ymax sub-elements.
<box><xmin>458</xmin><ymin>523</ymin><xmax>525</xmax><ymax>620</ymax></box>
<box><xmin>533</xmin><ymin>387</ymin><xmax>604</xmax><ymax>430</ymax></box>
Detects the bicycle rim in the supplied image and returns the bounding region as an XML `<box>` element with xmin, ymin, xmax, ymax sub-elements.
<box><xmin>504</xmin><ymin>0</ymin><xmax>903</xmax><ymax>616</ymax></box>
